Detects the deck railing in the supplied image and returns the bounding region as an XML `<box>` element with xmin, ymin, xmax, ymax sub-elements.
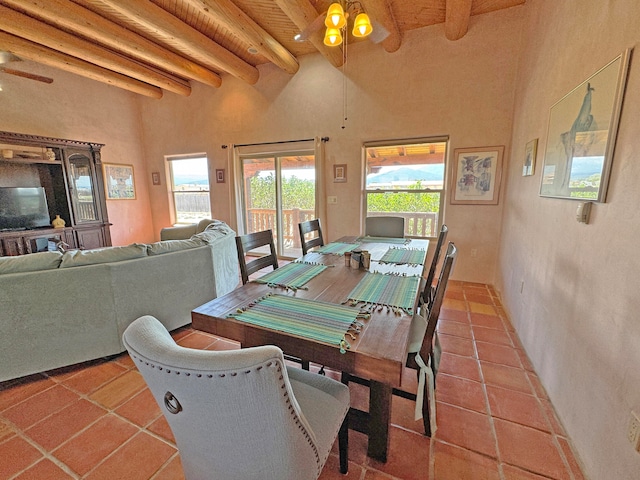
<box><xmin>247</xmin><ymin>208</ymin><xmax>439</xmax><ymax>245</ymax></box>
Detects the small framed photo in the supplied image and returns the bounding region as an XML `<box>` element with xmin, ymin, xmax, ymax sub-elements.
<box><xmin>523</xmin><ymin>139</ymin><xmax>538</xmax><ymax>176</ymax></box>
<box><xmin>333</xmin><ymin>164</ymin><xmax>347</xmax><ymax>183</ymax></box>
<box><xmin>216</xmin><ymin>169</ymin><xmax>225</xmax><ymax>183</ymax></box>
<box><xmin>104</xmin><ymin>163</ymin><xmax>136</xmax><ymax>200</ymax></box>
<box><xmin>450</xmin><ymin>146</ymin><xmax>504</xmax><ymax>205</ymax></box>
<box><xmin>151</xmin><ymin>171</ymin><xmax>161</xmax><ymax>185</ymax></box>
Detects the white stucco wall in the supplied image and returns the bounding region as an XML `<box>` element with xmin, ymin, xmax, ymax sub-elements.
<box><xmin>498</xmin><ymin>0</ymin><xmax>640</xmax><ymax>478</ymax></box>
<box><xmin>138</xmin><ymin>6</ymin><xmax>525</xmax><ymax>285</ymax></box>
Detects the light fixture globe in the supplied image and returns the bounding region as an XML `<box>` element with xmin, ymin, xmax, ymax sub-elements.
<box><xmin>352</xmin><ymin>12</ymin><xmax>373</xmax><ymax>37</ymax></box>
<box><xmin>325</xmin><ymin>3</ymin><xmax>346</xmax><ymax>29</ymax></box>
<box><xmin>323</xmin><ymin>26</ymin><xmax>343</xmax><ymax>46</ymax></box>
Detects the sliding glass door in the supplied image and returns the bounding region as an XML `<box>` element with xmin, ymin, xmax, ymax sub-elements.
<box><xmin>240</xmin><ymin>153</ymin><xmax>315</xmax><ymax>258</ymax></box>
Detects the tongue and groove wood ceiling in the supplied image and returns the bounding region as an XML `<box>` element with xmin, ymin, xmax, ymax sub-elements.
<box><xmin>0</xmin><ymin>0</ymin><xmax>524</xmax><ymax>98</ymax></box>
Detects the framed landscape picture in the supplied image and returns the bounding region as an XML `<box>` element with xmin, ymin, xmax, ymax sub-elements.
<box><xmin>450</xmin><ymin>146</ymin><xmax>504</xmax><ymax>205</ymax></box>
<box><xmin>104</xmin><ymin>163</ymin><xmax>136</xmax><ymax>200</ymax></box>
<box><xmin>539</xmin><ymin>48</ymin><xmax>632</xmax><ymax>201</ymax></box>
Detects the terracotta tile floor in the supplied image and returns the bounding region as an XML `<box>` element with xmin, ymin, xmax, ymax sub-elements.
<box><xmin>0</xmin><ymin>281</ymin><xmax>587</xmax><ymax>479</ymax></box>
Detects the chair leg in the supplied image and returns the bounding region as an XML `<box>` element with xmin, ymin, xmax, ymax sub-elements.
<box><xmin>415</xmin><ymin>368</ymin><xmax>432</xmax><ymax>437</ymax></box>
<box><xmin>301</xmin><ymin>360</ymin><xmax>310</xmax><ymax>371</ymax></box>
<box><xmin>338</xmin><ymin>414</ymin><xmax>349</xmax><ymax>474</ymax></box>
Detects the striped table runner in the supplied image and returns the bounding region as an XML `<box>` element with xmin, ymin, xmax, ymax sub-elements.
<box><xmin>356</xmin><ymin>236</ymin><xmax>410</xmax><ymax>245</ymax></box>
<box><xmin>378</xmin><ymin>247</ymin><xmax>426</xmax><ymax>266</ymax></box>
<box><xmin>314</xmin><ymin>242</ymin><xmax>360</xmax><ymax>255</ymax></box>
<box><xmin>228</xmin><ymin>294</ymin><xmax>369</xmax><ymax>353</ymax></box>
<box><xmin>253</xmin><ymin>261</ymin><xmax>328</xmax><ymax>290</ymax></box>
<box><xmin>345</xmin><ymin>272</ymin><xmax>420</xmax><ymax>315</ymax></box>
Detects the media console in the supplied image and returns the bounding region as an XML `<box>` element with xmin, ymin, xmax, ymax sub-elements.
<box><xmin>0</xmin><ymin>131</ymin><xmax>111</xmax><ymax>256</ymax></box>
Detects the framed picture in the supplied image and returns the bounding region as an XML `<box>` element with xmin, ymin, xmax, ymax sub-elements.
<box><xmin>104</xmin><ymin>163</ymin><xmax>136</xmax><ymax>200</ymax></box>
<box><xmin>523</xmin><ymin>139</ymin><xmax>538</xmax><ymax>176</ymax></box>
<box><xmin>450</xmin><ymin>146</ymin><xmax>504</xmax><ymax>205</ymax></box>
<box><xmin>216</xmin><ymin>169</ymin><xmax>225</xmax><ymax>183</ymax></box>
<box><xmin>151</xmin><ymin>171</ymin><xmax>161</xmax><ymax>185</ymax></box>
<box><xmin>333</xmin><ymin>164</ymin><xmax>347</xmax><ymax>183</ymax></box>
<box><xmin>539</xmin><ymin>48</ymin><xmax>632</xmax><ymax>201</ymax></box>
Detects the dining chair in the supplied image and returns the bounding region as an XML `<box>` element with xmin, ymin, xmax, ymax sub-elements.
<box><xmin>420</xmin><ymin>224</ymin><xmax>448</xmax><ymax>310</ymax></box>
<box><xmin>364</xmin><ymin>216</ymin><xmax>405</xmax><ymax>238</ymax></box>
<box><xmin>123</xmin><ymin>315</ymin><xmax>350</xmax><ymax>480</ymax></box>
<box><xmin>342</xmin><ymin>242</ymin><xmax>457</xmax><ymax>436</ymax></box>
<box><xmin>235</xmin><ymin>229</ymin><xmax>279</xmax><ymax>285</ymax></box>
<box><xmin>236</xmin><ymin>229</ymin><xmax>311</xmax><ymax>370</ymax></box>
<box><xmin>298</xmin><ymin>219</ymin><xmax>324</xmax><ymax>255</ymax></box>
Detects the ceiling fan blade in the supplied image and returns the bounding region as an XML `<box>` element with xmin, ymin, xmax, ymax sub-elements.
<box><xmin>294</xmin><ymin>12</ymin><xmax>326</xmax><ymax>42</ymax></box>
<box><xmin>0</xmin><ymin>67</ymin><xmax>53</xmax><ymax>83</ymax></box>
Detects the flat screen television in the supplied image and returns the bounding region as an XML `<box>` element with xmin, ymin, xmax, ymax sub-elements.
<box><xmin>0</xmin><ymin>187</ymin><xmax>51</xmax><ymax>231</ymax></box>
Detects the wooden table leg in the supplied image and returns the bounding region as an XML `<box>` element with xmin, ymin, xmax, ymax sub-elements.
<box><xmin>367</xmin><ymin>380</ymin><xmax>392</xmax><ymax>462</ymax></box>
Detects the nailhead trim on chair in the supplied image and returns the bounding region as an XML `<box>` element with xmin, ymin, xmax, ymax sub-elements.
<box><xmin>130</xmin><ymin>354</ymin><xmax>322</xmax><ymax>471</ymax></box>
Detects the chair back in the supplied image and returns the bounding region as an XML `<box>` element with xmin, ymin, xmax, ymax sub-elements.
<box><xmin>365</xmin><ymin>216</ymin><xmax>405</xmax><ymax>238</ymax></box>
<box><xmin>408</xmin><ymin>242</ymin><xmax>457</xmax><ymax>357</ymax></box>
<box><xmin>236</xmin><ymin>229</ymin><xmax>279</xmax><ymax>284</ymax></box>
<box><xmin>123</xmin><ymin>316</ymin><xmax>333</xmax><ymax>480</ymax></box>
<box><xmin>299</xmin><ymin>219</ymin><xmax>324</xmax><ymax>255</ymax></box>
<box><xmin>422</xmin><ymin>224</ymin><xmax>448</xmax><ymax>309</ymax></box>
<box><xmin>420</xmin><ymin>242</ymin><xmax>457</xmax><ymax>360</ymax></box>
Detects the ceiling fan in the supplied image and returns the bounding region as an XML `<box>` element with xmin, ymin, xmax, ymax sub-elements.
<box><xmin>0</xmin><ymin>51</ymin><xmax>53</xmax><ymax>84</ymax></box>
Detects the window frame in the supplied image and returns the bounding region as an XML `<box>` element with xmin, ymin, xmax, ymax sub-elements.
<box><xmin>362</xmin><ymin>137</ymin><xmax>449</xmax><ymax>239</ymax></box>
<box><xmin>166</xmin><ymin>154</ymin><xmax>211</xmax><ymax>225</ymax></box>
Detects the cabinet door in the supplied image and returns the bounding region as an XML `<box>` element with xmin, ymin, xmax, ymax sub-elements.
<box><xmin>1</xmin><ymin>236</ymin><xmax>27</xmax><ymax>256</ymax></box>
<box><xmin>76</xmin><ymin>227</ymin><xmax>106</xmax><ymax>250</ymax></box>
<box><xmin>66</xmin><ymin>151</ymin><xmax>100</xmax><ymax>224</ymax></box>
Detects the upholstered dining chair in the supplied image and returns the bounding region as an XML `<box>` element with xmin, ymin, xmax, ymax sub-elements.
<box><xmin>341</xmin><ymin>242</ymin><xmax>457</xmax><ymax>436</ymax></box>
<box><xmin>123</xmin><ymin>315</ymin><xmax>350</xmax><ymax>480</ymax></box>
<box><xmin>298</xmin><ymin>219</ymin><xmax>324</xmax><ymax>255</ymax></box>
<box><xmin>364</xmin><ymin>216</ymin><xmax>405</xmax><ymax>238</ymax></box>
<box><xmin>420</xmin><ymin>224</ymin><xmax>448</xmax><ymax>310</ymax></box>
<box><xmin>236</xmin><ymin>229</ymin><xmax>279</xmax><ymax>285</ymax></box>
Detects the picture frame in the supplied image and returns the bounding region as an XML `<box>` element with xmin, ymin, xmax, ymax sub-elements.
<box><xmin>523</xmin><ymin>139</ymin><xmax>538</xmax><ymax>176</ymax></box>
<box><xmin>216</xmin><ymin>169</ymin><xmax>225</xmax><ymax>183</ymax></box>
<box><xmin>450</xmin><ymin>146</ymin><xmax>504</xmax><ymax>205</ymax></box>
<box><xmin>333</xmin><ymin>164</ymin><xmax>347</xmax><ymax>183</ymax></box>
<box><xmin>151</xmin><ymin>171</ymin><xmax>161</xmax><ymax>185</ymax></box>
<box><xmin>539</xmin><ymin>48</ymin><xmax>632</xmax><ymax>202</ymax></box>
<box><xmin>103</xmin><ymin>163</ymin><xmax>136</xmax><ymax>200</ymax></box>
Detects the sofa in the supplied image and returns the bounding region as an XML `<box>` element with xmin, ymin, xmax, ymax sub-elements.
<box><xmin>0</xmin><ymin>220</ymin><xmax>240</xmax><ymax>382</ymax></box>
<box><xmin>160</xmin><ymin>218</ymin><xmax>217</xmax><ymax>241</ymax></box>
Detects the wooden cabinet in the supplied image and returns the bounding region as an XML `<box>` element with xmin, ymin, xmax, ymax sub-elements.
<box><xmin>0</xmin><ymin>131</ymin><xmax>111</xmax><ymax>256</ymax></box>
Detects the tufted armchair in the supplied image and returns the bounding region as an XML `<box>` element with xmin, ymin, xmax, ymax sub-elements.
<box><xmin>123</xmin><ymin>315</ymin><xmax>349</xmax><ymax>480</ymax></box>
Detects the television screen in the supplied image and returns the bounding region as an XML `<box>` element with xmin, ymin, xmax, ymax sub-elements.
<box><xmin>0</xmin><ymin>187</ymin><xmax>51</xmax><ymax>230</ymax></box>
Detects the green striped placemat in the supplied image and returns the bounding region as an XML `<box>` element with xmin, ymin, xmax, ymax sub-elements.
<box><xmin>253</xmin><ymin>261</ymin><xmax>328</xmax><ymax>290</ymax></box>
<box><xmin>345</xmin><ymin>272</ymin><xmax>420</xmax><ymax>315</ymax></box>
<box><xmin>378</xmin><ymin>247</ymin><xmax>426</xmax><ymax>266</ymax></box>
<box><xmin>356</xmin><ymin>236</ymin><xmax>410</xmax><ymax>244</ymax></box>
<box><xmin>314</xmin><ymin>242</ymin><xmax>360</xmax><ymax>255</ymax></box>
<box><xmin>228</xmin><ymin>294</ymin><xmax>369</xmax><ymax>353</ymax></box>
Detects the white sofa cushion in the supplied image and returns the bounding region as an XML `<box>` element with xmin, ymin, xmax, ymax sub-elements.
<box><xmin>60</xmin><ymin>244</ymin><xmax>148</xmax><ymax>268</ymax></box>
<box><xmin>147</xmin><ymin>238</ymin><xmax>205</xmax><ymax>256</ymax></box>
<box><xmin>0</xmin><ymin>251</ymin><xmax>63</xmax><ymax>275</ymax></box>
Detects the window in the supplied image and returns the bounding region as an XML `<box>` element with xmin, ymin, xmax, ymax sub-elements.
<box><xmin>364</xmin><ymin>138</ymin><xmax>448</xmax><ymax>238</ymax></box>
<box><xmin>167</xmin><ymin>156</ymin><xmax>211</xmax><ymax>223</ymax></box>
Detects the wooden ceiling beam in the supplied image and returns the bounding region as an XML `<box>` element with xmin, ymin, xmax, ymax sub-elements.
<box><xmin>98</xmin><ymin>0</ymin><xmax>259</xmax><ymax>85</ymax></box>
<box><xmin>0</xmin><ymin>32</ymin><xmax>162</xmax><ymax>98</ymax></box>
<box><xmin>182</xmin><ymin>0</ymin><xmax>299</xmax><ymax>75</ymax></box>
<box><xmin>0</xmin><ymin>5</ymin><xmax>191</xmax><ymax>96</ymax></box>
<box><xmin>364</xmin><ymin>0</ymin><xmax>402</xmax><ymax>53</ymax></box>
<box><xmin>445</xmin><ymin>0</ymin><xmax>473</xmax><ymax>41</ymax></box>
<box><xmin>1</xmin><ymin>0</ymin><xmax>222</xmax><ymax>88</ymax></box>
<box><xmin>274</xmin><ymin>0</ymin><xmax>344</xmax><ymax>68</ymax></box>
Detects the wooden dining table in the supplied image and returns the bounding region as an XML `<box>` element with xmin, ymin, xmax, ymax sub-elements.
<box><xmin>191</xmin><ymin>235</ymin><xmax>429</xmax><ymax>462</ymax></box>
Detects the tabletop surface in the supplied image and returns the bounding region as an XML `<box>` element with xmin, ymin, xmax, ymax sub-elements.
<box><xmin>192</xmin><ymin>236</ymin><xmax>429</xmax><ymax>387</ymax></box>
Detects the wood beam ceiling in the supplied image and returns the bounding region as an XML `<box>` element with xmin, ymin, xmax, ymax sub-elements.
<box><xmin>445</xmin><ymin>0</ymin><xmax>473</xmax><ymax>41</ymax></box>
<box><xmin>1</xmin><ymin>0</ymin><xmax>222</xmax><ymax>88</ymax></box>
